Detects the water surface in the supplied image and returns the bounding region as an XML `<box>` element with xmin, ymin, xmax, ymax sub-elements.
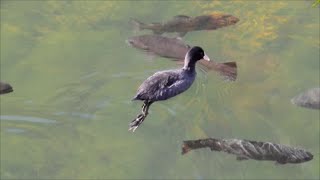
<box><xmin>1</xmin><ymin>1</ymin><xmax>319</xmax><ymax>179</ymax></box>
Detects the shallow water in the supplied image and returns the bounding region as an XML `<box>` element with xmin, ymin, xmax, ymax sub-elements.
<box><xmin>0</xmin><ymin>1</ymin><xmax>319</xmax><ymax>179</ymax></box>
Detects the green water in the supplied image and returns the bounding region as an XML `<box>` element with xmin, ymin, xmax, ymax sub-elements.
<box><xmin>0</xmin><ymin>1</ymin><xmax>319</xmax><ymax>179</ymax></box>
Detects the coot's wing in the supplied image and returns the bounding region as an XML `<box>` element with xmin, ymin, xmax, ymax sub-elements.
<box><xmin>134</xmin><ymin>70</ymin><xmax>181</xmax><ymax>101</ymax></box>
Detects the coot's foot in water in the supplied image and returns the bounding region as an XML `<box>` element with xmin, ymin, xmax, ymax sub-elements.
<box><xmin>129</xmin><ymin>101</ymin><xmax>153</xmax><ymax>132</ymax></box>
<box><xmin>129</xmin><ymin>114</ymin><xmax>145</xmax><ymax>132</ymax></box>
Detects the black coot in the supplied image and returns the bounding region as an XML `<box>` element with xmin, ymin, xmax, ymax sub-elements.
<box><xmin>129</xmin><ymin>46</ymin><xmax>210</xmax><ymax>132</ymax></box>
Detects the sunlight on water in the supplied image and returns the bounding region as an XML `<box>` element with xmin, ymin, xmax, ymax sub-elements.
<box><xmin>0</xmin><ymin>1</ymin><xmax>319</xmax><ymax>179</ymax></box>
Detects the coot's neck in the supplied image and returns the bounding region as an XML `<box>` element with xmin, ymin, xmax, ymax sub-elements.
<box><xmin>182</xmin><ymin>57</ymin><xmax>196</xmax><ymax>73</ymax></box>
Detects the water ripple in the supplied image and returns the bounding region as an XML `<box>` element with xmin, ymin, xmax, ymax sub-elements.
<box><xmin>5</xmin><ymin>128</ymin><xmax>26</xmax><ymax>134</ymax></box>
<box><xmin>0</xmin><ymin>115</ymin><xmax>58</xmax><ymax>124</ymax></box>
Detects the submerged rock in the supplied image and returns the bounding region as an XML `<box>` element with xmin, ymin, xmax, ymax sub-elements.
<box><xmin>291</xmin><ymin>87</ymin><xmax>320</xmax><ymax>110</ymax></box>
<box><xmin>182</xmin><ymin>138</ymin><xmax>313</xmax><ymax>165</ymax></box>
<box><xmin>0</xmin><ymin>81</ymin><xmax>13</xmax><ymax>95</ymax></box>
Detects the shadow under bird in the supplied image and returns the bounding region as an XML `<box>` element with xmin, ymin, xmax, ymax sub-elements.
<box><xmin>291</xmin><ymin>87</ymin><xmax>320</xmax><ymax>110</ymax></box>
<box><xmin>182</xmin><ymin>138</ymin><xmax>313</xmax><ymax>165</ymax></box>
<box><xmin>129</xmin><ymin>46</ymin><xmax>210</xmax><ymax>132</ymax></box>
<box><xmin>130</xmin><ymin>13</ymin><xmax>239</xmax><ymax>37</ymax></box>
<box><xmin>0</xmin><ymin>81</ymin><xmax>13</xmax><ymax>95</ymax></box>
<box><xmin>127</xmin><ymin>34</ymin><xmax>237</xmax><ymax>81</ymax></box>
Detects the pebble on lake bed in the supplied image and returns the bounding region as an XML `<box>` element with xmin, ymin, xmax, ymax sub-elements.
<box><xmin>182</xmin><ymin>138</ymin><xmax>313</xmax><ymax>165</ymax></box>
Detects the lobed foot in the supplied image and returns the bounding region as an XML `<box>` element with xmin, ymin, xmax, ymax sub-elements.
<box><xmin>128</xmin><ymin>114</ymin><xmax>145</xmax><ymax>132</ymax></box>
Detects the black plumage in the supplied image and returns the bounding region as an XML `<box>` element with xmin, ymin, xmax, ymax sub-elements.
<box><xmin>129</xmin><ymin>46</ymin><xmax>210</xmax><ymax>132</ymax></box>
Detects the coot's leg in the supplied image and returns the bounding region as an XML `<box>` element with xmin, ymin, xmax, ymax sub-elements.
<box><xmin>141</xmin><ymin>102</ymin><xmax>147</xmax><ymax>114</ymax></box>
<box><xmin>129</xmin><ymin>101</ymin><xmax>153</xmax><ymax>132</ymax></box>
<box><xmin>142</xmin><ymin>101</ymin><xmax>153</xmax><ymax>115</ymax></box>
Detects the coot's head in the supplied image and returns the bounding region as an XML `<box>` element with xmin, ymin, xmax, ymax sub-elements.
<box><xmin>186</xmin><ymin>46</ymin><xmax>210</xmax><ymax>62</ymax></box>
